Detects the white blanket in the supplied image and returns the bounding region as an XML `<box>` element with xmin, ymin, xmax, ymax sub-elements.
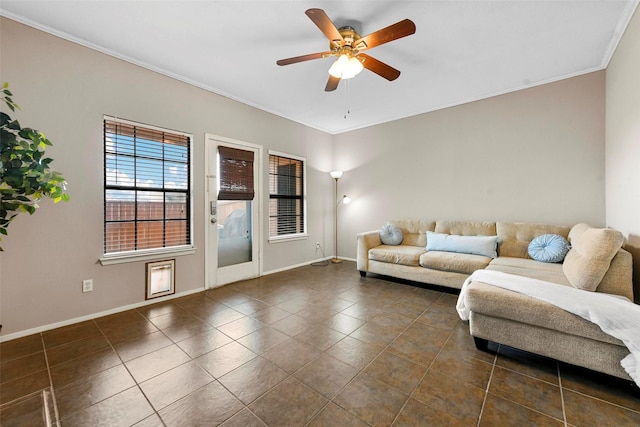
<box><xmin>456</xmin><ymin>269</ymin><xmax>640</xmax><ymax>387</ymax></box>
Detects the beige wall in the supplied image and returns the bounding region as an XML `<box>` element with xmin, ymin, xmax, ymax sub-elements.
<box><xmin>334</xmin><ymin>71</ymin><xmax>606</xmax><ymax>260</ymax></box>
<box><xmin>606</xmin><ymin>7</ymin><xmax>640</xmax><ymax>302</ymax></box>
<box><xmin>0</xmin><ymin>18</ymin><xmax>334</xmax><ymax>337</ymax></box>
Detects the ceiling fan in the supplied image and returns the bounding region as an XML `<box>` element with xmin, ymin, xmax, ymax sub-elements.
<box><xmin>276</xmin><ymin>8</ymin><xmax>416</xmax><ymax>92</ymax></box>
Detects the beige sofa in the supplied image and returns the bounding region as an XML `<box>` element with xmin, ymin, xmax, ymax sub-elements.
<box><xmin>356</xmin><ymin>220</ymin><xmax>635</xmax><ymax>380</ymax></box>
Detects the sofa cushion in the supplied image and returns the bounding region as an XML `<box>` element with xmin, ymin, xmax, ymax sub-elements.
<box><xmin>528</xmin><ymin>234</ymin><xmax>570</xmax><ymax>263</ymax></box>
<box><xmin>389</xmin><ymin>220</ymin><xmax>435</xmax><ymax>247</ymax></box>
<box><xmin>420</xmin><ymin>251</ymin><xmax>491</xmax><ymax>274</ymax></box>
<box><xmin>563</xmin><ymin>224</ymin><xmax>624</xmax><ymax>291</ymax></box>
<box><xmin>369</xmin><ymin>245</ymin><xmax>425</xmax><ymax>267</ymax></box>
<box><xmin>464</xmin><ymin>282</ymin><xmax>624</xmax><ymax>346</ymax></box>
<box><xmin>487</xmin><ymin>257</ymin><xmax>571</xmax><ymax>286</ymax></box>
<box><xmin>380</xmin><ymin>224</ymin><xmax>403</xmax><ymax>245</ymax></box>
<box><xmin>426</xmin><ymin>231</ymin><xmax>498</xmax><ymax>258</ymax></box>
<box><xmin>496</xmin><ymin>222</ymin><xmax>571</xmax><ymax>259</ymax></box>
<box><xmin>435</xmin><ymin>220</ymin><xmax>496</xmax><ymax>236</ymax></box>
<box><xmin>597</xmin><ymin>249</ymin><xmax>634</xmax><ymax>299</ymax></box>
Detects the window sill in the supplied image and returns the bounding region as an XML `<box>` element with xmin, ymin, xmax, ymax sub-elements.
<box><xmin>268</xmin><ymin>234</ymin><xmax>308</xmax><ymax>244</ymax></box>
<box><xmin>99</xmin><ymin>246</ymin><xmax>196</xmax><ymax>266</ymax></box>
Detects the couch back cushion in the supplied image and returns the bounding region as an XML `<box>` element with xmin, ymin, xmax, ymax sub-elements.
<box><xmin>497</xmin><ymin>222</ymin><xmax>571</xmax><ymax>259</ymax></box>
<box><xmin>389</xmin><ymin>220</ymin><xmax>435</xmax><ymax>247</ymax></box>
<box><xmin>597</xmin><ymin>249</ymin><xmax>634</xmax><ymax>299</ymax></box>
<box><xmin>563</xmin><ymin>223</ymin><xmax>624</xmax><ymax>291</ymax></box>
<box><xmin>434</xmin><ymin>220</ymin><xmax>496</xmax><ymax>236</ymax></box>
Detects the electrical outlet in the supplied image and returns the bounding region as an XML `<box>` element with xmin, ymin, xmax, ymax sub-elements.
<box><xmin>316</xmin><ymin>242</ymin><xmax>321</xmax><ymax>249</ymax></box>
<box><xmin>82</xmin><ymin>279</ymin><xmax>93</xmax><ymax>293</ymax></box>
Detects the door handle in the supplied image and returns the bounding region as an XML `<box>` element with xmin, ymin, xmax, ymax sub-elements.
<box><xmin>211</xmin><ymin>218</ymin><xmax>217</xmax><ymax>224</ymax></box>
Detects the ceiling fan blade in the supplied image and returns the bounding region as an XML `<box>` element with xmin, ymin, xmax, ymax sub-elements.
<box><xmin>277</xmin><ymin>51</ymin><xmax>332</xmax><ymax>66</ymax></box>
<box><xmin>359</xmin><ymin>53</ymin><xmax>401</xmax><ymax>81</ymax></box>
<box><xmin>325</xmin><ymin>75</ymin><xmax>341</xmax><ymax>92</ymax></box>
<box><xmin>305</xmin><ymin>8</ymin><xmax>344</xmax><ymax>46</ymax></box>
<box><xmin>354</xmin><ymin>19</ymin><xmax>416</xmax><ymax>50</ymax></box>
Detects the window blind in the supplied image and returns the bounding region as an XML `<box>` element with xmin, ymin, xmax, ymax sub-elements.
<box><xmin>218</xmin><ymin>146</ymin><xmax>255</xmax><ymax>201</ymax></box>
<box><xmin>269</xmin><ymin>154</ymin><xmax>304</xmax><ymax>236</ymax></box>
<box><xmin>104</xmin><ymin>118</ymin><xmax>191</xmax><ymax>254</ymax></box>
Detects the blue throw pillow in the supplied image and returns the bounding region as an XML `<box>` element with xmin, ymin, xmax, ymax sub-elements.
<box><xmin>528</xmin><ymin>234</ymin><xmax>570</xmax><ymax>263</ymax></box>
<box><xmin>380</xmin><ymin>224</ymin><xmax>403</xmax><ymax>245</ymax></box>
<box><xmin>426</xmin><ymin>231</ymin><xmax>498</xmax><ymax>258</ymax></box>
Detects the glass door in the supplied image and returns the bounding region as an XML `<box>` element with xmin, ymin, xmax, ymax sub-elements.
<box><xmin>205</xmin><ymin>135</ymin><xmax>261</xmax><ymax>287</ymax></box>
<box><xmin>217</xmin><ymin>200</ymin><xmax>252</xmax><ymax>267</ymax></box>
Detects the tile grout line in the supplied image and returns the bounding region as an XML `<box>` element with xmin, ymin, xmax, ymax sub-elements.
<box><xmin>290</xmin><ymin>306</ymin><xmax>375</xmax><ymax>426</ymax></box>
<box><xmin>304</xmin><ymin>293</ymin><xmax>438</xmax><ymax>426</ymax></box>
<box><xmin>397</xmin><ymin>292</ymin><xmax>486</xmax><ymax>425</ymax></box>
<box><xmin>40</xmin><ymin>332</ymin><xmax>60</xmax><ymax>427</ymax></box>
<box><xmin>174</xmin><ymin>294</ymin><xmax>331</xmax><ymax>426</ymax></box>
<box><xmin>161</xmin><ymin>291</ymin><xmax>317</xmax><ymax>425</ymax></box>
<box><xmin>132</xmin><ymin>302</ymin><xmax>269</xmax><ymax>425</ymax></box>
<box><xmin>231</xmin><ymin>286</ymin><xmax>368</xmax><ymax>425</ymax></box>
<box><xmin>218</xmin><ymin>276</ymin><xmax>440</xmax><ymax>426</ymax></box>
<box><xmin>310</xmin><ymin>292</ymin><xmax>452</xmax><ymax>426</ymax></box>
<box><xmin>477</xmin><ymin>343</ymin><xmax>498</xmax><ymax>427</ymax></box>
<box><xmin>97</xmin><ymin>315</ymin><xmax>169</xmax><ymax>427</ymax></box>
<box><xmin>478</xmin><ymin>348</ymin><xmax>570</xmax><ymax>424</ymax></box>
<box><xmin>389</xmin><ymin>313</ymin><xmax>467</xmax><ymax>426</ymax></box>
<box><xmin>558</xmin><ymin>362</ymin><xmax>568</xmax><ymax>427</ymax></box>
<box><xmin>564</xmin><ymin>383</ymin><xmax>640</xmax><ymax>415</ymax></box>
<box><xmin>154</xmin><ymin>315</ymin><xmax>269</xmax><ymax>426</ymax></box>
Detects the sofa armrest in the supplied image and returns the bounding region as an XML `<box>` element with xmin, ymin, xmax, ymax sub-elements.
<box><xmin>357</xmin><ymin>230</ymin><xmax>382</xmax><ymax>272</ymax></box>
<box><xmin>597</xmin><ymin>248</ymin><xmax>634</xmax><ymax>300</ymax></box>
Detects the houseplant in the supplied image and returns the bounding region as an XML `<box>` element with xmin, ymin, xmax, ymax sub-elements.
<box><xmin>0</xmin><ymin>83</ymin><xmax>68</xmax><ymax>250</ymax></box>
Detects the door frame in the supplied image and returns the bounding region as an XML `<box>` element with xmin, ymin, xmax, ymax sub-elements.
<box><xmin>204</xmin><ymin>133</ymin><xmax>263</xmax><ymax>288</ymax></box>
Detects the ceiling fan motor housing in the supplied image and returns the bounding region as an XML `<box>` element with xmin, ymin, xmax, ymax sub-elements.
<box><xmin>333</xmin><ymin>26</ymin><xmax>364</xmax><ymax>51</ymax></box>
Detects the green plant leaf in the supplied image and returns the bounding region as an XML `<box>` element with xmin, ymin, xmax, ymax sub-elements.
<box><xmin>0</xmin><ymin>83</ymin><xmax>68</xmax><ymax>244</ymax></box>
<box><xmin>0</xmin><ymin>111</ymin><xmax>11</xmax><ymax>126</ymax></box>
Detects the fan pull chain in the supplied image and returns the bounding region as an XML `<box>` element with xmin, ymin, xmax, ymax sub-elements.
<box><xmin>344</xmin><ymin>79</ymin><xmax>350</xmax><ymax>119</ymax></box>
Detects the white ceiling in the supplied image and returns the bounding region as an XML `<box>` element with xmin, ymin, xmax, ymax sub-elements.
<box><xmin>1</xmin><ymin>1</ymin><xmax>637</xmax><ymax>134</ymax></box>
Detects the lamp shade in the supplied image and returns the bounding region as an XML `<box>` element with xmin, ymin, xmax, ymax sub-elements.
<box><xmin>330</xmin><ymin>170</ymin><xmax>343</xmax><ymax>179</ymax></box>
<box><xmin>328</xmin><ymin>54</ymin><xmax>363</xmax><ymax>80</ymax></box>
<box><xmin>342</xmin><ymin>195</ymin><xmax>351</xmax><ymax>204</ymax></box>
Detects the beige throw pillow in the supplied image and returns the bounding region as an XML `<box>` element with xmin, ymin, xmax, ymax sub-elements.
<box><xmin>563</xmin><ymin>225</ymin><xmax>624</xmax><ymax>291</ymax></box>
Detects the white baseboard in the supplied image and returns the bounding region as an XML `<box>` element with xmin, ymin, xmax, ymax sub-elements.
<box><xmin>1</xmin><ymin>257</ymin><xmax>357</xmax><ymax>343</ymax></box>
<box><xmin>0</xmin><ymin>287</ymin><xmax>203</xmax><ymax>343</ymax></box>
<box><xmin>262</xmin><ymin>256</ymin><xmax>332</xmax><ymax>275</ymax></box>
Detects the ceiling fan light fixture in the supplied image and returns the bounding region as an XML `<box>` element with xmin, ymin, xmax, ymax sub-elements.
<box><xmin>328</xmin><ymin>54</ymin><xmax>363</xmax><ymax>79</ymax></box>
<box><xmin>277</xmin><ymin>9</ymin><xmax>416</xmax><ymax>91</ymax></box>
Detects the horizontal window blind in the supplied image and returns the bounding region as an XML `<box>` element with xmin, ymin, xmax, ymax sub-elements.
<box><xmin>269</xmin><ymin>154</ymin><xmax>304</xmax><ymax>236</ymax></box>
<box><xmin>104</xmin><ymin>118</ymin><xmax>191</xmax><ymax>254</ymax></box>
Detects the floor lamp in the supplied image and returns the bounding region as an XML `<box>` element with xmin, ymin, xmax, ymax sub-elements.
<box><xmin>330</xmin><ymin>171</ymin><xmax>350</xmax><ymax>263</ymax></box>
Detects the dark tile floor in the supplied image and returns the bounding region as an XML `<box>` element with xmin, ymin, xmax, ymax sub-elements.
<box><xmin>2</xmin><ymin>261</ymin><xmax>640</xmax><ymax>426</ymax></box>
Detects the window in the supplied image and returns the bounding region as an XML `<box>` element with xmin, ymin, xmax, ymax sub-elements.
<box><xmin>269</xmin><ymin>152</ymin><xmax>306</xmax><ymax>239</ymax></box>
<box><xmin>103</xmin><ymin>117</ymin><xmax>192</xmax><ymax>256</ymax></box>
